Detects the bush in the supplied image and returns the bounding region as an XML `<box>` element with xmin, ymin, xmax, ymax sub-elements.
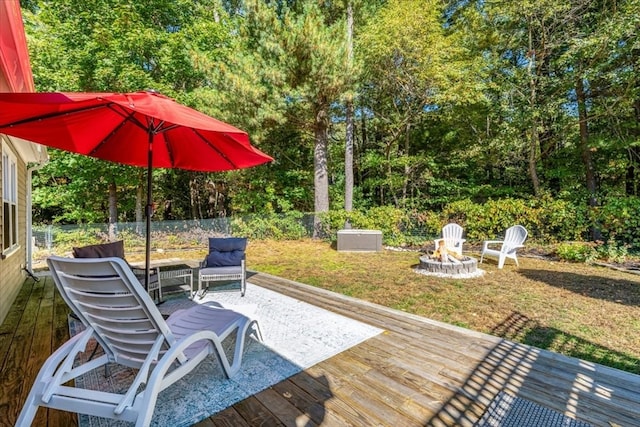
<box><xmin>32</xmin><ymin>194</ymin><xmax>640</xmax><ymax>257</ymax></box>
<box><xmin>439</xmin><ymin>196</ymin><xmax>588</xmax><ymax>243</ymax></box>
<box><xmin>49</xmin><ymin>226</ymin><xmax>104</xmax><ymax>253</ymax></box>
<box><xmin>319</xmin><ymin>207</ymin><xmax>412</xmax><ymax>246</ymax></box>
<box><xmin>595</xmin><ymin>239</ymin><xmax>629</xmax><ymax>264</ymax></box>
<box><xmin>595</xmin><ymin>196</ymin><xmax>640</xmax><ymax>250</ymax></box>
<box><xmin>231</xmin><ymin>212</ymin><xmax>309</xmax><ymax>240</ymax></box>
<box><xmin>403</xmin><ymin>210</ymin><xmax>442</xmax><ymax>246</ymax></box>
<box><xmin>533</xmin><ymin>195</ymin><xmax>589</xmax><ymax>242</ymax></box>
<box><xmin>555</xmin><ymin>242</ymin><xmax>596</xmax><ymax>263</ymax></box>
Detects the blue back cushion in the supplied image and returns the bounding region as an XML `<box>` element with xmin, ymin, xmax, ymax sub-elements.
<box><xmin>205</xmin><ymin>237</ymin><xmax>247</xmax><ymax>267</ymax></box>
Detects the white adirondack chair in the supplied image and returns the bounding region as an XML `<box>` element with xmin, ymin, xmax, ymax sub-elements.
<box><xmin>480</xmin><ymin>225</ymin><xmax>528</xmax><ymax>269</ymax></box>
<box><xmin>434</xmin><ymin>223</ymin><xmax>466</xmax><ymax>256</ymax></box>
<box><xmin>17</xmin><ymin>256</ymin><xmax>262</xmax><ymax>427</ymax></box>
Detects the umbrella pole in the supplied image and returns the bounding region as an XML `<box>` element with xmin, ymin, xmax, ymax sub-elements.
<box><xmin>145</xmin><ymin>130</ymin><xmax>153</xmax><ymax>292</ymax></box>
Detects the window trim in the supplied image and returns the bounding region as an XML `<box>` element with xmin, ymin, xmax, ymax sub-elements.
<box><xmin>2</xmin><ymin>143</ymin><xmax>19</xmax><ymax>257</ymax></box>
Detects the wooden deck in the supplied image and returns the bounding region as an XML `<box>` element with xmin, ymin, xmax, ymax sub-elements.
<box><xmin>1</xmin><ymin>271</ymin><xmax>639</xmax><ymax>426</ymax></box>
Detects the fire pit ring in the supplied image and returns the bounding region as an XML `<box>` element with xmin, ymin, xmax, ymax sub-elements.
<box><xmin>416</xmin><ymin>254</ymin><xmax>483</xmax><ymax>278</ymax></box>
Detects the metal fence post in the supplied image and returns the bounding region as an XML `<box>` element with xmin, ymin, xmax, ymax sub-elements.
<box><xmin>46</xmin><ymin>225</ymin><xmax>53</xmax><ymax>251</ymax></box>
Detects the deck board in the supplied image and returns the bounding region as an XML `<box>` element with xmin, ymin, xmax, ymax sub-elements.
<box><xmin>1</xmin><ymin>272</ymin><xmax>639</xmax><ymax>427</ymax></box>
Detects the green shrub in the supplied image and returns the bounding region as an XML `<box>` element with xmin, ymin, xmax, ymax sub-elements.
<box><xmin>231</xmin><ymin>212</ymin><xmax>308</xmax><ymax>240</ymax></box>
<box><xmin>533</xmin><ymin>195</ymin><xmax>589</xmax><ymax>242</ymax></box>
<box><xmin>33</xmin><ymin>194</ymin><xmax>640</xmax><ymax>255</ymax></box>
<box><xmin>49</xmin><ymin>226</ymin><xmax>103</xmax><ymax>252</ymax></box>
<box><xmin>439</xmin><ymin>196</ymin><xmax>588</xmax><ymax>243</ymax></box>
<box><xmin>595</xmin><ymin>239</ymin><xmax>629</xmax><ymax>264</ymax></box>
<box><xmin>555</xmin><ymin>242</ymin><xmax>596</xmax><ymax>263</ymax></box>
<box><xmin>403</xmin><ymin>210</ymin><xmax>441</xmax><ymax>246</ymax></box>
<box><xmin>319</xmin><ymin>207</ymin><xmax>411</xmax><ymax>246</ymax></box>
<box><xmin>595</xmin><ymin>196</ymin><xmax>640</xmax><ymax>249</ymax></box>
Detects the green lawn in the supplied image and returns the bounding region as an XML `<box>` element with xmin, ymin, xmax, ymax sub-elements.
<box><xmin>243</xmin><ymin>239</ymin><xmax>640</xmax><ymax>375</ymax></box>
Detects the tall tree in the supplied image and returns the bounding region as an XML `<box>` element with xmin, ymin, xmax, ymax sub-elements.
<box><xmin>231</xmin><ymin>0</ymin><xmax>351</xmax><ymax>234</ymax></box>
<box><xmin>358</xmin><ymin>0</ymin><xmax>485</xmax><ymax>207</ymax></box>
<box><xmin>24</xmin><ymin>0</ymin><xmax>242</xmax><ymax>224</ymax></box>
<box><xmin>344</xmin><ymin>0</ymin><xmax>355</xmax><ymax>212</ymax></box>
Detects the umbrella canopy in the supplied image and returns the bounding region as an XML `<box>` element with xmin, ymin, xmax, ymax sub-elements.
<box><xmin>0</xmin><ymin>91</ymin><xmax>271</xmax><ymax>170</ymax></box>
<box><xmin>0</xmin><ymin>90</ymin><xmax>273</xmax><ymax>290</ymax></box>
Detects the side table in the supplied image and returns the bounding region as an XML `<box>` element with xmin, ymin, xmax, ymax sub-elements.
<box><xmin>157</xmin><ymin>267</ymin><xmax>194</xmax><ymax>300</ymax></box>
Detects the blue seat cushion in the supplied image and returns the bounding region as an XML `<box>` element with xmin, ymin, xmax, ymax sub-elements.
<box><xmin>204</xmin><ymin>237</ymin><xmax>247</xmax><ymax>267</ymax></box>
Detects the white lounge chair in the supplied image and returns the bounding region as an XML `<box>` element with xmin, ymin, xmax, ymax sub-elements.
<box><xmin>480</xmin><ymin>225</ymin><xmax>528</xmax><ymax>269</ymax></box>
<box><xmin>17</xmin><ymin>256</ymin><xmax>262</xmax><ymax>427</ymax></box>
<box><xmin>434</xmin><ymin>223</ymin><xmax>466</xmax><ymax>256</ymax></box>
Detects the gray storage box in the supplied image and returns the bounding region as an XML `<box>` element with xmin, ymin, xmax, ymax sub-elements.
<box><xmin>337</xmin><ymin>229</ymin><xmax>382</xmax><ymax>252</ymax></box>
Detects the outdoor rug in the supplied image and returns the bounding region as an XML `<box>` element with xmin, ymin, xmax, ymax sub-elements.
<box><xmin>69</xmin><ymin>282</ymin><xmax>383</xmax><ymax>427</ymax></box>
<box><xmin>475</xmin><ymin>391</ymin><xmax>594</xmax><ymax>427</ymax></box>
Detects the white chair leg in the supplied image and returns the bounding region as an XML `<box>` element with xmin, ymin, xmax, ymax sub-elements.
<box><xmin>241</xmin><ymin>261</ymin><xmax>246</xmax><ymax>297</ymax></box>
<box><xmin>498</xmin><ymin>255</ymin><xmax>506</xmax><ymax>269</ymax></box>
<box><xmin>188</xmin><ymin>273</ymin><xmax>194</xmax><ymax>300</ymax></box>
<box><xmin>251</xmin><ymin>320</ymin><xmax>264</xmax><ymax>342</ymax></box>
<box><xmin>198</xmin><ymin>277</ymin><xmax>206</xmax><ymax>299</ymax></box>
<box><xmin>15</xmin><ymin>391</ymin><xmax>39</xmax><ymax>427</ymax></box>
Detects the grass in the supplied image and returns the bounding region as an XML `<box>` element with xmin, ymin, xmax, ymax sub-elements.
<box><xmin>48</xmin><ymin>238</ymin><xmax>640</xmax><ymax>374</ymax></box>
<box><xmin>243</xmin><ymin>239</ymin><xmax>640</xmax><ymax>375</ymax></box>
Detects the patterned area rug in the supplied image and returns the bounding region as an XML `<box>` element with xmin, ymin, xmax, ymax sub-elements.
<box><xmin>475</xmin><ymin>391</ymin><xmax>594</xmax><ymax>427</ymax></box>
<box><xmin>69</xmin><ymin>282</ymin><xmax>382</xmax><ymax>427</ymax></box>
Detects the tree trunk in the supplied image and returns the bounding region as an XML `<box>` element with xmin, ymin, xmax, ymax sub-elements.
<box><xmin>386</xmin><ymin>142</ymin><xmax>394</xmax><ymax>207</ymax></box>
<box><xmin>628</xmin><ymin>99</ymin><xmax>640</xmax><ymax>196</ymax></box>
<box><xmin>345</xmin><ymin>99</ymin><xmax>354</xmax><ymax>211</ymax></box>
<box><xmin>360</xmin><ymin>103</ymin><xmax>367</xmax><ymax>187</ymax></box>
<box><xmin>344</xmin><ymin>0</ymin><xmax>354</xmax><ymax>212</ymax></box>
<box><xmin>108</xmin><ymin>181</ymin><xmax>117</xmax><ymax>241</ymax></box>
<box><xmin>401</xmin><ymin>122</ymin><xmax>411</xmax><ymax>206</ymax></box>
<box><xmin>527</xmin><ymin>22</ymin><xmax>541</xmax><ymax>196</ymax></box>
<box><xmin>135</xmin><ymin>172</ymin><xmax>143</xmax><ymax>234</ymax></box>
<box><xmin>189</xmin><ymin>174</ymin><xmax>199</xmax><ymax>220</ymax></box>
<box><xmin>528</xmin><ymin>124</ymin><xmax>541</xmax><ymax>197</ymax></box>
<box><xmin>576</xmin><ymin>75</ymin><xmax>601</xmax><ymax>240</ymax></box>
<box><xmin>313</xmin><ymin>106</ymin><xmax>330</xmax><ymax>238</ymax></box>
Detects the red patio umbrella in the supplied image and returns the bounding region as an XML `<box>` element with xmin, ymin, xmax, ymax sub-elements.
<box><xmin>0</xmin><ymin>90</ymin><xmax>273</xmax><ymax>290</ymax></box>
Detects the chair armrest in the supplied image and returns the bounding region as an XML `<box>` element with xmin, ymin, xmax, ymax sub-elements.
<box><xmin>129</xmin><ymin>264</ymin><xmax>159</xmax><ymax>275</ymax></box>
<box><xmin>483</xmin><ymin>240</ymin><xmax>503</xmax><ymax>245</ymax></box>
<box><xmin>482</xmin><ymin>240</ymin><xmax>504</xmax><ymax>251</ymax></box>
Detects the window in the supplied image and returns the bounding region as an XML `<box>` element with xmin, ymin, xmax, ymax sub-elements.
<box><xmin>2</xmin><ymin>146</ymin><xmax>18</xmax><ymax>255</ymax></box>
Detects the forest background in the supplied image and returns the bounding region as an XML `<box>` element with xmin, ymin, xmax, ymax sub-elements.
<box><xmin>20</xmin><ymin>0</ymin><xmax>640</xmax><ymax>253</ymax></box>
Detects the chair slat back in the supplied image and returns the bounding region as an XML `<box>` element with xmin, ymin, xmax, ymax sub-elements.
<box><xmin>442</xmin><ymin>223</ymin><xmax>463</xmax><ymax>240</ymax></box>
<box><xmin>47</xmin><ymin>256</ymin><xmax>175</xmax><ymax>367</ymax></box>
<box><xmin>503</xmin><ymin>225</ymin><xmax>528</xmax><ymax>253</ymax></box>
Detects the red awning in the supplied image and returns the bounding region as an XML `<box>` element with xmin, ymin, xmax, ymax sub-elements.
<box><xmin>0</xmin><ymin>2</ymin><xmax>34</xmax><ymax>92</ymax></box>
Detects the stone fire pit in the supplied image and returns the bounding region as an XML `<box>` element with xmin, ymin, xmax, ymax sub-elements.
<box><xmin>416</xmin><ymin>254</ymin><xmax>483</xmax><ymax>278</ymax></box>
